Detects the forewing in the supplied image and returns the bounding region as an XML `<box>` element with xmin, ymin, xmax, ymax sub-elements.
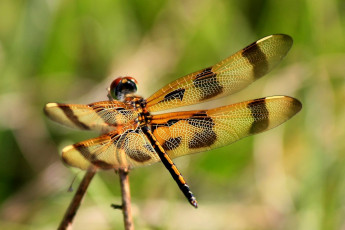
<box><xmin>146</xmin><ymin>34</ymin><xmax>293</xmax><ymax>112</ymax></box>
<box><xmin>44</xmin><ymin>101</ymin><xmax>138</xmax><ymax>133</ymax></box>
<box><xmin>150</xmin><ymin>96</ymin><xmax>301</xmax><ymax>158</ymax></box>
<box><xmin>62</xmin><ymin>128</ymin><xmax>161</xmax><ymax>170</ymax></box>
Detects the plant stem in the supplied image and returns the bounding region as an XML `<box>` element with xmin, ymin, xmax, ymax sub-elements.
<box><xmin>118</xmin><ymin>168</ymin><xmax>134</xmax><ymax>230</ymax></box>
<box><xmin>58</xmin><ymin>168</ymin><xmax>96</xmax><ymax>230</ymax></box>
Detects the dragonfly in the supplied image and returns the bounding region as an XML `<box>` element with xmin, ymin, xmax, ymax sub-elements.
<box><xmin>44</xmin><ymin>34</ymin><xmax>302</xmax><ymax>208</ymax></box>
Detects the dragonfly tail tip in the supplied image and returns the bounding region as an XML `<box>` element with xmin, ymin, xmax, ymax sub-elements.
<box><xmin>191</xmin><ymin>199</ymin><xmax>198</xmax><ymax>208</ymax></box>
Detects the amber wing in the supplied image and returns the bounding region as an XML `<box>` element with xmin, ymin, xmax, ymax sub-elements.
<box><xmin>146</xmin><ymin>34</ymin><xmax>293</xmax><ymax>112</ymax></box>
<box><xmin>44</xmin><ymin>101</ymin><xmax>138</xmax><ymax>133</ymax></box>
<box><xmin>60</xmin><ymin>96</ymin><xmax>301</xmax><ymax>170</ymax></box>
<box><xmin>150</xmin><ymin>96</ymin><xmax>301</xmax><ymax>159</ymax></box>
<box><xmin>61</xmin><ymin>128</ymin><xmax>161</xmax><ymax>170</ymax></box>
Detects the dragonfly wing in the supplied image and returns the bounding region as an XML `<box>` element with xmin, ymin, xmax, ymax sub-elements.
<box><xmin>146</xmin><ymin>34</ymin><xmax>293</xmax><ymax>112</ymax></box>
<box><xmin>44</xmin><ymin>101</ymin><xmax>138</xmax><ymax>133</ymax></box>
<box><xmin>150</xmin><ymin>96</ymin><xmax>301</xmax><ymax>158</ymax></box>
<box><xmin>62</xmin><ymin>128</ymin><xmax>161</xmax><ymax>170</ymax></box>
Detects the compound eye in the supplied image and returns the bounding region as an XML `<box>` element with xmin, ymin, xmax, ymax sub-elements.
<box><xmin>109</xmin><ymin>76</ymin><xmax>138</xmax><ymax>101</ymax></box>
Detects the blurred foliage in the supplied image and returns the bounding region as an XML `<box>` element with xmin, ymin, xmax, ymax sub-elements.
<box><xmin>0</xmin><ymin>0</ymin><xmax>345</xmax><ymax>229</ymax></box>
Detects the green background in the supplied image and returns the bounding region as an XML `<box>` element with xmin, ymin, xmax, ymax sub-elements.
<box><xmin>0</xmin><ymin>0</ymin><xmax>344</xmax><ymax>229</ymax></box>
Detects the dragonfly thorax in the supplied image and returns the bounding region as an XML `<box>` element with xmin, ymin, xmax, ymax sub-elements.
<box><xmin>124</xmin><ymin>96</ymin><xmax>151</xmax><ymax>125</ymax></box>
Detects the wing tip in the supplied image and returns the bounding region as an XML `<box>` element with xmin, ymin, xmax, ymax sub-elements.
<box><xmin>291</xmin><ymin>97</ymin><xmax>302</xmax><ymax>114</ymax></box>
<box><xmin>62</xmin><ymin>144</ymin><xmax>75</xmax><ymax>154</ymax></box>
<box><xmin>261</xmin><ymin>34</ymin><xmax>293</xmax><ymax>44</ymax></box>
<box><xmin>45</xmin><ymin>102</ymin><xmax>59</xmax><ymax>107</ymax></box>
<box><xmin>61</xmin><ymin>144</ymin><xmax>93</xmax><ymax>170</ymax></box>
<box><xmin>266</xmin><ymin>95</ymin><xmax>302</xmax><ymax>114</ymax></box>
<box><xmin>43</xmin><ymin>103</ymin><xmax>60</xmax><ymax>117</ymax></box>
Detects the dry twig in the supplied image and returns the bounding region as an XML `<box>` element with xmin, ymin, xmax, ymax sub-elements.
<box><xmin>117</xmin><ymin>169</ymin><xmax>134</xmax><ymax>230</ymax></box>
<box><xmin>58</xmin><ymin>167</ymin><xmax>134</xmax><ymax>230</ymax></box>
<box><xmin>58</xmin><ymin>168</ymin><xmax>96</xmax><ymax>230</ymax></box>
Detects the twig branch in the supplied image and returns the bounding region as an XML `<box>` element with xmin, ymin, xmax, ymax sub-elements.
<box><xmin>58</xmin><ymin>167</ymin><xmax>133</xmax><ymax>229</ymax></box>
<box><xmin>116</xmin><ymin>168</ymin><xmax>134</xmax><ymax>230</ymax></box>
<box><xmin>58</xmin><ymin>168</ymin><xmax>96</xmax><ymax>230</ymax></box>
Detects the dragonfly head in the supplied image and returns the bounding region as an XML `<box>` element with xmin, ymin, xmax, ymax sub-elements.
<box><xmin>109</xmin><ymin>76</ymin><xmax>138</xmax><ymax>101</ymax></box>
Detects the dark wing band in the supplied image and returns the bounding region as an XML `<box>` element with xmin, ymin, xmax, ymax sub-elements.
<box><xmin>44</xmin><ymin>101</ymin><xmax>138</xmax><ymax>133</ymax></box>
<box><xmin>150</xmin><ymin>96</ymin><xmax>301</xmax><ymax>159</ymax></box>
<box><xmin>146</xmin><ymin>34</ymin><xmax>293</xmax><ymax>112</ymax></box>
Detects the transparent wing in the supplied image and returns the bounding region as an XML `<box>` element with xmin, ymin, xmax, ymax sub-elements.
<box><xmin>146</xmin><ymin>34</ymin><xmax>293</xmax><ymax>112</ymax></box>
<box><xmin>150</xmin><ymin>96</ymin><xmax>301</xmax><ymax>158</ymax></box>
<box><xmin>61</xmin><ymin>127</ymin><xmax>161</xmax><ymax>170</ymax></box>
<box><xmin>44</xmin><ymin>101</ymin><xmax>138</xmax><ymax>133</ymax></box>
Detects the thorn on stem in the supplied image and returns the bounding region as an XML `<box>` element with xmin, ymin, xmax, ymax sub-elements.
<box><xmin>111</xmin><ymin>204</ymin><xmax>123</xmax><ymax>210</ymax></box>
